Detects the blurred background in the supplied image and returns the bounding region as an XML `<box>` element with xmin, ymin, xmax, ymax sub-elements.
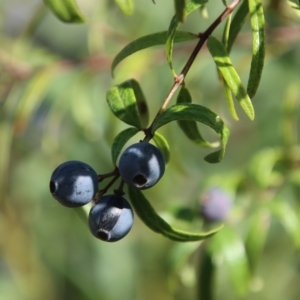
<box><xmin>0</xmin><ymin>0</ymin><xmax>300</xmax><ymax>299</ymax></box>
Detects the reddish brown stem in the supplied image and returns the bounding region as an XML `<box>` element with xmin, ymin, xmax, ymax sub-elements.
<box><xmin>145</xmin><ymin>0</ymin><xmax>241</xmax><ymax>137</ymax></box>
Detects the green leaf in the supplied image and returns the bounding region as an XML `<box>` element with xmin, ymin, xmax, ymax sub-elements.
<box><xmin>111</xmin><ymin>127</ymin><xmax>140</xmax><ymax>165</ymax></box>
<box><xmin>177</xmin><ymin>87</ymin><xmax>219</xmax><ymax>147</ymax></box>
<box><xmin>106</xmin><ymin>79</ymin><xmax>146</xmax><ymax>128</ymax></box>
<box><xmin>207</xmin><ymin>36</ymin><xmax>255</xmax><ymax>120</ymax></box>
<box><xmin>130</xmin><ymin>79</ymin><xmax>149</xmax><ymax>128</ymax></box>
<box><xmin>226</xmin><ymin>0</ymin><xmax>249</xmax><ymax>53</ymax></box>
<box><xmin>112</xmin><ymin>30</ymin><xmax>197</xmax><ymax>75</ymax></box>
<box><xmin>44</xmin><ymin>0</ymin><xmax>85</xmax><ymax>23</ymax></box>
<box><xmin>269</xmin><ymin>200</ymin><xmax>300</xmax><ymax>249</ymax></box>
<box><xmin>245</xmin><ymin>208</ymin><xmax>271</xmax><ymax>274</ymax></box>
<box><xmin>153</xmin><ymin>132</ymin><xmax>171</xmax><ymax>164</ymax></box>
<box><xmin>247</xmin><ymin>0</ymin><xmax>265</xmax><ymax>98</ymax></box>
<box><xmin>288</xmin><ymin>0</ymin><xmax>300</xmax><ymax>15</ymax></box>
<box><xmin>166</xmin><ymin>0</ymin><xmax>207</xmax><ymax>75</ymax></box>
<box><xmin>221</xmin><ymin>16</ymin><xmax>239</xmax><ymax>120</ymax></box>
<box><xmin>151</xmin><ymin>103</ymin><xmax>230</xmax><ymax>163</ymax></box>
<box><xmin>208</xmin><ymin>226</ymin><xmax>250</xmax><ymax>296</ymax></box>
<box><xmin>114</xmin><ymin>0</ymin><xmax>134</xmax><ymax>15</ymax></box>
<box><xmin>198</xmin><ymin>246</ymin><xmax>215</xmax><ymax>300</ymax></box>
<box><xmin>249</xmin><ymin>148</ymin><xmax>282</xmax><ymax>188</ymax></box>
<box><xmin>222</xmin><ymin>12</ymin><xmax>231</xmax><ymax>50</ymax></box>
<box><xmin>14</xmin><ymin>67</ymin><xmax>57</xmax><ymax>133</ymax></box>
<box><xmin>128</xmin><ymin>187</ymin><xmax>223</xmax><ymax>242</ymax></box>
<box><xmin>223</xmin><ymin>79</ymin><xmax>239</xmax><ymax>120</ymax></box>
<box><xmin>174</xmin><ymin>0</ymin><xmax>186</xmax><ymax>23</ymax></box>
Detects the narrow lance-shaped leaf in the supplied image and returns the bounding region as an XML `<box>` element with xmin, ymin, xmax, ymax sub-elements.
<box><xmin>14</xmin><ymin>67</ymin><xmax>57</xmax><ymax>133</ymax></box>
<box><xmin>44</xmin><ymin>0</ymin><xmax>85</xmax><ymax>23</ymax></box>
<box><xmin>130</xmin><ymin>79</ymin><xmax>149</xmax><ymax>128</ymax></box>
<box><xmin>221</xmin><ymin>14</ymin><xmax>239</xmax><ymax>120</ymax></box>
<box><xmin>245</xmin><ymin>208</ymin><xmax>271</xmax><ymax>274</ymax></box>
<box><xmin>288</xmin><ymin>0</ymin><xmax>300</xmax><ymax>11</ymax></box>
<box><xmin>128</xmin><ymin>187</ymin><xmax>223</xmax><ymax>242</ymax></box>
<box><xmin>153</xmin><ymin>132</ymin><xmax>170</xmax><ymax>164</ymax></box>
<box><xmin>174</xmin><ymin>0</ymin><xmax>186</xmax><ymax>23</ymax></box>
<box><xmin>111</xmin><ymin>127</ymin><xmax>140</xmax><ymax>165</ymax></box>
<box><xmin>112</xmin><ymin>30</ymin><xmax>198</xmax><ymax>75</ymax></box>
<box><xmin>223</xmin><ymin>77</ymin><xmax>239</xmax><ymax>120</ymax></box>
<box><xmin>151</xmin><ymin>103</ymin><xmax>230</xmax><ymax>163</ymax></box>
<box><xmin>177</xmin><ymin>87</ymin><xmax>220</xmax><ymax>147</ymax></box>
<box><xmin>269</xmin><ymin>200</ymin><xmax>300</xmax><ymax>249</ymax></box>
<box><xmin>166</xmin><ymin>0</ymin><xmax>208</xmax><ymax>75</ymax></box>
<box><xmin>197</xmin><ymin>246</ymin><xmax>215</xmax><ymax>300</ymax></box>
<box><xmin>207</xmin><ymin>36</ymin><xmax>255</xmax><ymax>120</ymax></box>
<box><xmin>219</xmin><ymin>16</ymin><xmax>239</xmax><ymax>120</ymax></box>
<box><xmin>208</xmin><ymin>226</ymin><xmax>250</xmax><ymax>296</ymax></box>
<box><xmin>106</xmin><ymin>79</ymin><xmax>144</xmax><ymax>128</ymax></box>
<box><xmin>247</xmin><ymin>0</ymin><xmax>265</xmax><ymax>98</ymax></box>
<box><xmin>226</xmin><ymin>0</ymin><xmax>249</xmax><ymax>53</ymax></box>
<box><xmin>114</xmin><ymin>0</ymin><xmax>134</xmax><ymax>16</ymax></box>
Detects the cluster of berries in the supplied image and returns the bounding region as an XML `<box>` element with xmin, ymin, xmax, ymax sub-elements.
<box><xmin>49</xmin><ymin>142</ymin><xmax>165</xmax><ymax>242</ymax></box>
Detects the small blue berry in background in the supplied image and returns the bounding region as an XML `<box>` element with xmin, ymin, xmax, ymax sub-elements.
<box><xmin>199</xmin><ymin>187</ymin><xmax>232</xmax><ymax>223</ymax></box>
<box><xmin>118</xmin><ymin>142</ymin><xmax>165</xmax><ymax>190</ymax></box>
<box><xmin>50</xmin><ymin>160</ymin><xmax>98</xmax><ymax>208</ymax></box>
<box><xmin>89</xmin><ymin>195</ymin><xmax>134</xmax><ymax>242</ymax></box>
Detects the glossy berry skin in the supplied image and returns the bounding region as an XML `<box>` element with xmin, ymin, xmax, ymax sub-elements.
<box><xmin>200</xmin><ymin>187</ymin><xmax>232</xmax><ymax>223</ymax></box>
<box><xmin>50</xmin><ymin>160</ymin><xmax>98</xmax><ymax>208</ymax></box>
<box><xmin>89</xmin><ymin>195</ymin><xmax>134</xmax><ymax>242</ymax></box>
<box><xmin>118</xmin><ymin>142</ymin><xmax>165</xmax><ymax>190</ymax></box>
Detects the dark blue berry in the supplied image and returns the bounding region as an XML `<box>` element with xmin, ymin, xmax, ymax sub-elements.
<box><xmin>200</xmin><ymin>187</ymin><xmax>232</xmax><ymax>223</ymax></box>
<box><xmin>118</xmin><ymin>142</ymin><xmax>165</xmax><ymax>190</ymax></box>
<box><xmin>89</xmin><ymin>195</ymin><xmax>134</xmax><ymax>242</ymax></box>
<box><xmin>50</xmin><ymin>160</ymin><xmax>98</xmax><ymax>207</ymax></box>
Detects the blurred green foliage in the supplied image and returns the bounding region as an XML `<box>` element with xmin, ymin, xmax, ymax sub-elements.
<box><xmin>0</xmin><ymin>0</ymin><xmax>300</xmax><ymax>299</ymax></box>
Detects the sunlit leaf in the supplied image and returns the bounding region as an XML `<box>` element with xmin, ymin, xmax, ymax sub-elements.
<box><xmin>176</xmin><ymin>87</ymin><xmax>219</xmax><ymax>147</ymax></box>
<box><xmin>223</xmin><ymin>79</ymin><xmax>239</xmax><ymax>120</ymax></box>
<box><xmin>288</xmin><ymin>0</ymin><xmax>300</xmax><ymax>15</ymax></box>
<box><xmin>245</xmin><ymin>208</ymin><xmax>271</xmax><ymax>274</ymax></box>
<box><xmin>128</xmin><ymin>187</ymin><xmax>223</xmax><ymax>242</ymax></box>
<box><xmin>114</xmin><ymin>0</ymin><xmax>134</xmax><ymax>15</ymax></box>
<box><xmin>226</xmin><ymin>0</ymin><xmax>249</xmax><ymax>52</ymax></box>
<box><xmin>269</xmin><ymin>200</ymin><xmax>300</xmax><ymax>249</ymax></box>
<box><xmin>151</xmin><ymin>103</ymin><xmax>230</xmax><ymax>163</ymax></box>
<box><xmin>153</xmin><ymin>132</ymin><xmax>170</xmax><ymax>164</ymax></box>
<box><xmin>112</xmin><ymin>30</ymin><xmax>197</xmax><ymax>75</ymax></box>
<box><xmin>73</xmin><ymin>206</ymin><xmax>90</xmax><ymax>225</ymax></box>
<box><xmin>106</xmin><ymin>79</ymin><xmax>145</xmax><ymax>128</ymax></box>
<box><xmin>166</xmin><ymin>0</ymin><xmax>207</xmax><ymax>75</ymax></box>
<box><xmin>208</xmin><ymin>226</ymin><xmax>250</xmax><ymax>296</ymax></box>
<box><xmin>44</xmin><ymin>0</ymin><xmax>85</xmax><ymax>23</ymax></box>
<box><xmin>221</xmin><ymin>15</ymin><xmax>239</xmax><ymax>120</ymax></box>
<box><xmin>207</xmin><ymin>36</ymin><xmax>255</xmax><ymax>120</ymax></box>
<box><xmin>247</xmin><ymin>0</ymin><xmax>265</xmax><ymax>98</ymax></box>
<box><xmin>111</xmin><ymin>127</ymin><xmax>140</xmax><ymax>165</ymax></box>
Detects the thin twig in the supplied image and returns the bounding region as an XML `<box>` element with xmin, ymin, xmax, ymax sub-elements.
<box><xmin>146</xmin><ymin>0</ymin><xmax>241</xmax><ymax>136</ymax></box>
